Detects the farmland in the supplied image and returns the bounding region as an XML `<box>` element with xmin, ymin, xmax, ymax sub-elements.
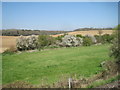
<box><xmin>2</xmin><ymin>44</ymin><xmax>111</xmax><ymax>85</ymax></box>
<box><xmin>2</xmin><ymin>1</ymin><xmax>119</xmax><ymax>88</ymax></box>
<box><xmin>0</xmin><ymin>30</ymin><xmax>114</xmax><ymax>53</ymax></box>
<box><xmin>51</xmin><ymin>30</ymin><xmax>113</xmax><ymax>37</ymax></box>
<box><xmin>0</xmin><ymin>36</ymin><xmax>18</xmax><ymax>53</ymax></box>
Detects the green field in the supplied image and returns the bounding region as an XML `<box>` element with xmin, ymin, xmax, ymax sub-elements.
<box><xmin>2</xmin><ymin>44</ymin><xmax>111</xmax><ymax>85</ymax></box>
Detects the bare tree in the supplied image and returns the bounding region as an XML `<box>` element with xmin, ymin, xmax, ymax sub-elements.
<box><xmin>98</xmin><ymin>30</ymin><xmax>103</xmax><ymax>36</ymax></box>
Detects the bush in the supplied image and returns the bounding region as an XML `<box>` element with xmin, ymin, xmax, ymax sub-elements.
<box><xmin>83</xmin><ymin>36</ymin><xmax>92</xmax><ymax>46</ymax></box>
<box><xmin>94</xmin><ymin>35</ymin><xmax>101</xmax><ymax>43</ymax></box>
<box><xmin>94</xmin><ymin>34</ymin><xmax>114</xmax><ymax>44</ymax></box>
<box><xmin>55</xmin><ymin>33</ymin><xmax>69</xmax><ymax>42</ymax></box>
<box><xmin>59</xmin><ymin>35</ymin><xmax>83</xmax><ymax>47</ymax></box>
<box><xmin>98</xmin><ymin>30</ymin><xmax>103</xmax><ymax>36</ymax></box>
<box><xmin>55</xmin><ymin>35</ymin><xmax>65</xmax><ymax>42</ymax></box>
<box><xmin>101</xmin><ymin>34</ymin><xmax>114</xmax><ymax>44</ymax></box>
<box><xmin>76</xmin><ymin>34</ymin><xmax>83</xmax><ymax>38</ymax></box>
<box><xmin>110</xmin><ymin>31</ymin><xmax>120</xmax><ymax>64</ymax></box>
<box><xmin>38</xmin><ymin>35</ymin><xmax>56</xmax><ymax>50</ymax></box>
<box><xmin>16</xmin><ymin>35</ymin><xmax>38</xmax><ymax>51</ymax></box>
<box><xmin>85</xmin><ymin>35</ymin><xmax>97</xmax><ymax>44</ymax></box>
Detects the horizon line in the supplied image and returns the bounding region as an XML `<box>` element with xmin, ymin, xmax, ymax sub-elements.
<box><xmin>1</xmin><ymin>27</ymin><xmax>115</xmax><ymax>31</ymax></box>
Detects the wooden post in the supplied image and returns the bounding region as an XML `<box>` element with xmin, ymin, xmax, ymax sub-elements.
<box><xmin>68</xmin><ymin>78</ymin><xmax>72</xmax><ymax>89</ymax></box>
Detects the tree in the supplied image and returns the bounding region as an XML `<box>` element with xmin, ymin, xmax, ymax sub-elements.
<box><xmin>110</xmin><ymin>25</ymin><xmax>120</xmax><ymax>64</ymax></box>
<box><xmin>98</xmin><ymin>30</ymin><xmax>103</xmax><ymax>36</ymax></box>
<box><xmin>38</xmin><ymin>35</ymin><xmax>55</xmax><ymax>50</ymax></box>
<box><xmin>83</xmin><ymin>36</ymin><xmax>92</xmax><ymax>46</ymax></box>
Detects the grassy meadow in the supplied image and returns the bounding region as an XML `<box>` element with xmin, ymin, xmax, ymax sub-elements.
<box><xmin>2</xmin><ymin>44</ymin><xmax>112</xmax><ymax>85</ymax></box>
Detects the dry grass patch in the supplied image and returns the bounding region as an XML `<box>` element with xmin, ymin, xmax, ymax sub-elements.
<box><xmin>0</xmin><ymin>36</ymin><xmax>18</xmax><ymax>53</ymax></box>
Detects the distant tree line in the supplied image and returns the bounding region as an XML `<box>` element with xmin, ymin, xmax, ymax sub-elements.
<box><xmin>1</xmin><ymin>29</ymin><xmax>69</xmax><ymax>36</ymax></box>
<box><xmin>74</xmin><ymin>27</ymin><xmax>113</xmax><ymax>31</ymax></box>
<box><xmin>1</xmin><ymin>28</ymin><xmax>114</xmax><ymax>36</ymax></box>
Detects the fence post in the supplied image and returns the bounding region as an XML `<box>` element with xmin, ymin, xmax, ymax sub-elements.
<box><xmin>68</xmin><ymin>78</ymin><xmax>72</xmax><ymax>89</ymax></box>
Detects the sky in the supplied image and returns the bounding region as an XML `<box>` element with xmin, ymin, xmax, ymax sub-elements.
<box><xmin>1</xmin><ymin>0</ymin><xmax>120</xmax><ymax>2</ymax></box>
<box><xmin>2</xmin><ymin>2</ymin><xmax>118</xmax><ymax>31</ymax></box>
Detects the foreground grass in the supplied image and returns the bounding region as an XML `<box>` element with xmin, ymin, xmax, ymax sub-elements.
<box><xmin>87</xmin><ymin>75</ymin><xmax>120</xmax><ymax>88</ymax></box>
<box><xmin>3</xmin><ymin>44</ymin><xmax>111</xmax><ymax>85</ymax></box>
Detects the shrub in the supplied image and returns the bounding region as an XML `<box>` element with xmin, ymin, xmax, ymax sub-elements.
<box><xmin>55</xmin><ymin>33</ymin><xmax>68</xmax><ymax>42</ymax></box>
<box><xmin>26</xmin><ymin>35</ymin><xmax>38</xmax><ymax>49</ymax></box>
<box><xmin>16</xmin><ymin>35</ymin><xmax>27</xmax><ymax>50</ymax></box>
<box><xmin>55</xmin><ymin>35</ymin><xmax>65</xmax><ymax>42</ymax></box>
<box><xmin>101</xmin><ymin>34</ymin><xmax>114</xmax><ymax>44</ymax></box>
<box><xmin>94</xmin><ymin>34</ymin><xmax>114</xmax><ymax>44</ymax></box>
<box><xmin>110</xmin><ymin>31</ymin><xmax>120</xmax><ymax>64</ymax></box>
<box><xmin>83</xmin><ymin>36</ymin><xmax>92</xmax><ymax>46</ymax></box>
<box><xmin>59</xmin><ymin>35</ymin><xmax>83</xmax><ymax>47</ymax></box>
<box><xmin>38</xmin><ymin>35</ymin><xmax>56</xmax><ymax>50</ymax></box>
<box><xmin>16</xmin><ymin>35</ymin><xmax>38</xmax><ymax>51</ymax></box>
<box><xmin>94</xmin><ymin>35</ymin><xmax>101</xmax><ymax>43</ymax></box>
<box><xmin>85</xmin><ymin>35</ymin><xmax>97</xmax><ymax>44</ymax></box>
<box><xmin>98</xmin><ymin>30</ymin><xmax>103</xmax><ymax>36</ymax></box>
<box><xmin>96</xmin><ymin>30</ymin><xmax>103</xmax><ymax>43</ymax></box>
<box><xmin>76</xmin><ymin>34</ymin><xmax>83</xmax><ymax>38</ymax></box>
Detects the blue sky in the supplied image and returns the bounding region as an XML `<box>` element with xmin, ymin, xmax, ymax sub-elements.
<box><xmin>2</xmin><ymin>2</ymin><xmax>118</xmax><ymax>31</ymax></box>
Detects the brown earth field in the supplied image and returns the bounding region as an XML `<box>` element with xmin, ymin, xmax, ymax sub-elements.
<box><xmin>0</xmin><ymin>30</ymin><xmax>114</xmax><ymax>53</ymax></box>
<box><xmin>51</xmin><ymin>30</ymin><xmax>114</xmax><ymax>37</ymax></box>
<box><xmin>0</xmin><ymin>36</ymin><xmax>18</xmax><ymax>53</ymax></box>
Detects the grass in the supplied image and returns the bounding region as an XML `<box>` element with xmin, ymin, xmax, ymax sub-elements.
<box><xmin>87</xmin><ymin>75</ymin><xmax>120</xmax><ymax>88</ymax></box>
<box><xmin>2</xmin><ymin>44</ymin><xmax>111</xmax><ymax>85</ymax></box>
